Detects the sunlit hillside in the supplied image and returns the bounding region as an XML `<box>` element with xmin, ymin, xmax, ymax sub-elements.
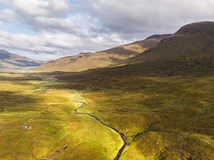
<box><xmin>33</xmin><ymin>35</ymin><xmax>170</xmax><ymax>72</ymax></box>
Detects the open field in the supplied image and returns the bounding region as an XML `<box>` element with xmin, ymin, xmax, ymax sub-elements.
<box><xmin>0</xmin><ymin>72</ymin><xmax>121</xmax><ymax>160</ymax></box>
<box><xmin>0</xmin><ymin>71</ymin><xmax>213</xmax><ymax>159</ymax></box>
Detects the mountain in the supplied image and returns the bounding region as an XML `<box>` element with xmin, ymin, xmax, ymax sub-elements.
<box><xmin>51</xmin><ymin>22</ymin><xmax>214</xmax><ymax>160</ymax></box>
<box><xmin>0</xmin><ymin>50</ymin><xmax>41</xmax><ymax>70</ymax></box>
<box><xmin>34</xmin><ymin>21</ymin><xmax>214</xmax><ymax>75</ymax></box>
<box><xmin>55</xmin><ymin>21</ymin><xmax>214</xmax><ymax>80</ymax></box>
<box><xmin>34</xmin><ymin>34</ymin><xmax>170</xmax><ymax>72</ymax></box>
<box><xmin>126</xmin><ymin>21</ymin><xmax>214</xmax><ymax>75</ymax></box>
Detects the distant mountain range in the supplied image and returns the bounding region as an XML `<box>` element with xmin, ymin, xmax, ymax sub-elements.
<box><xmin>2</xmin><ymin>21</ymin><xmax>214</xmax><ymax>74</ymax></box>
<box><xmin>0</xmin><ymin>50</ymin><xmax>41</xmax><ymax>70</ymax></box>
<box><xmin>33</xmin><ymin>34</ymin><xmax>170</xmax><ymax>72</ymax></box>
<box><xmin>33</xmin><ymin>22</ymin><xmax>214</xmax><ymax>74</ymax></box>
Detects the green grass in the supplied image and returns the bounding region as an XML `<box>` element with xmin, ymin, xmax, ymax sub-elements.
<box><xmin>0</xmin><ymin>72</ymin><xmax>121</xmax><ymax>160</ymax></box>
<box><xmin>53</xmin><ymin>71</ymin><xmax>214</xmax><ymax>160</ymax></box>
<box><xmin>0</xmin><ymin>71</ymin><xmax>213</xmax><ymax>160</ymax></box>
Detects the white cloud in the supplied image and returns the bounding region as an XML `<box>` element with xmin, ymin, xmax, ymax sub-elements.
<box><xmin>12</xmin><ymin>0</ymin><xmax>71</xmax><ymax>17</ymax></box>
<box><xmin>0</xmin><ymin>0</ymin><xmax>126</xmax><ymax>61</ymax></box>
<box><xmin>1</xmin><ymin>0</ymin><xmax>214</xmax><ymax>60</ymax></box>
<box><xmin>0</xmin><ymin>30</ymin><xmax>125</xmax><ymax>61</ymax></box>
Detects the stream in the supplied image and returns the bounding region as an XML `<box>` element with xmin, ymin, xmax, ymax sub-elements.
<box><xmin>73</xmin><ymin>95</ymin><xmax>128</xmax><ymax>160</ymax></box>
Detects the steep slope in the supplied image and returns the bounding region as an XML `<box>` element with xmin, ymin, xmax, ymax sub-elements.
<box><xmin>0</xmin><ymin>50</ymin><xmax>41</xmax><ymax>69</ymax></box>
<box><xmin>127</xmin><ymin>21</ymin><xmax>214</xmax><ymax>74</ymax></box>
<box><xmin>34</xmin><ymin>35</ymin><xmax>170</xmax><ymax>72</ymax></box>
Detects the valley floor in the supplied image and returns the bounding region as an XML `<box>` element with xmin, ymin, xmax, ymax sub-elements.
<box><xmin>0</xmin><ymin>71</ymin><xmax>213</xmax><ymax>160</ymax></box>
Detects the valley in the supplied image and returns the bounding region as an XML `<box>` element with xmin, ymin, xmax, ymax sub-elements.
<box><xmin>0</xmin><ymin>22</ymin><xmax>214</xmax><ymax>160</ymax></box>
<box><xmin>0</xmin><ymin>70</ymin><xmax>213</xmax><ymax>160</ymax></box>
<box><xmin>0</xmin><ymin>72</ymin><xmax>121</xmax><ymax>160</ymax></box>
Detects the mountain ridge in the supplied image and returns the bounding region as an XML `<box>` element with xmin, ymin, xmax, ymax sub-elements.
<box><xmin>33</xmin><ymin>34</ymin><xmax>170</xmax><ymax>72</ymax></box>
<box><xmin>0</xmin><ymin>50</ymin><xmax>42</xmax><ymax>70</ymax></box>
<box><xmin>125</xmin><ymin>21</ymin><xmax>214</xmax><ymax>75</ymax></box>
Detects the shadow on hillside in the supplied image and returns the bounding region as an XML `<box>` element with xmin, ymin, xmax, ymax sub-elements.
<box><xmin>26</xmin><ymin>65</ymin><xmax>214</xmax><ymax>92</ymax></box>
<box><xmin>0</xmin><ymin>91</ymin><xmax>39</xmax><ymax>112</ymax></box>
<box><xmin>0</xmin><ymin>72</ymin><xmax>43</xmax><ymax>87</ymax></box>
<box><xmin>0</xmin><ymin>75</ymin><xmax>42</xmax><ymax>82</ymax></box>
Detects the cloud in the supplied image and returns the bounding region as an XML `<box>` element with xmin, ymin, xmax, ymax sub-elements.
<box><xmin>83</xmin><ymin>0</ymin><xmax>214</xmax><ymax>38</ymax></box>
<box><xmin>7</xmin><ymin>0</ymin><xmax>74</xmax><ymax>32</ymax></box>
<box><xmin>0</xmin><ymin>30</ymin><xmax>125</xmax><ymax>60</ymax></box>
<box><xmin>0</xmin><ymin>1</ymin><xmax>113</xmax><ymax>60</ymax></box>
<box><xmin>1</xmin><ymin>0</ymin><xmax>214</xmax><ymax>61</ymax></box>
<box><xmin>0</xmin><ymin>0</ymin><xmax>127</xmax><ymax>60</ymax></box>
<box><xmin>0</xmin><ymin>9</ymin><xmax>15</xmax><ymax>23</ymax></box>
<box><xmin>12</xmin><ymin>0</ymin><xmax>71</xmax><ymax>17</ymax></box>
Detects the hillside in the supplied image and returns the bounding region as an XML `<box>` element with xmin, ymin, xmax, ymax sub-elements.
<box><xmin>34</xmin><ymin>35</ymin><xmax>170</xmax><ymax>72</ymax></box>
<box><xmin>35</xmin><ymin>22</ymin><xmax>214</xmax><ymax>74</ymax></box>
<box><xmin>0</xmin><ymin>50</ymin><xmax>41</xmax><ymax>69</ymax></box>
<box><xmin>127</xmin><ymin>21</ymin><xmax>214</xmax><ymax>74</ymax></box>
<box><xmin>50</xmin><ymin>22</ymin><xmax>214</xmax><ymax>160</ymax></box>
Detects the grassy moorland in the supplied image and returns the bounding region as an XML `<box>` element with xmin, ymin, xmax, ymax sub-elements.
<box><xmin>0</xmin><ymin>72</ymin><xmax>121</xmax><ymax>160</ymax></box>
<box><xmin>33</xmin><ymin>68</ymin><xmax>214</xmax><ymax>160</ymax></box>
<box><xmin>0</xmin><ymin>69</ymin><xmax>214</xmax><ymax>160</ymax></box>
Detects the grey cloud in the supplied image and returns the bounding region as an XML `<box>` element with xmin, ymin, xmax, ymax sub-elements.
<box><xmin>82</xmin><ymin>0</ymin><xmax>214</xmax><ymax>39</ymax></box>
<box><xmin>0</xmin><ymin>30</ymin><xmax>124</xmax><ymax>61</ymax></box>
<box><xmin>0</xmin><ymin>9</ymin><xmax>15</xmax><ymax>23</ymax></box>
<box><xmin>0</xmin><ymin>0</ymin><xmax>124</xmax><ymax>60</ymax></box>
<box><xmin>1</xmin><ymin>0</ymin><xmax>214</xmax><ymax>61</ymax></box>
<box><xmin>13</xmin><ymin>0</ymin><xmax>71</xmax><ymax>17</ymax></box>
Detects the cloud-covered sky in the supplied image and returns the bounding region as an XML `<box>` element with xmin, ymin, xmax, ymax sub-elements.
<box><xmin>0</xmin><ymin>0</ymin><xmax>214</xmax><ymax>60</ymax></box>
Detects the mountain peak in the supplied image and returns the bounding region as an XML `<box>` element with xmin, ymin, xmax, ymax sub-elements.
<box><xmin>146</xmin><ymin>34</ymin><xmax>172</xmax><ymax>40</ymax></box>
<box><xmin>176</xmin><ymin>21</ymin><xmax>214</xmax><ymax>35</ymax></box>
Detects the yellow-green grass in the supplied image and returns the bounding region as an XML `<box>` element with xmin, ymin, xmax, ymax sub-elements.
<box><xmin>0</xmin><ymin>71</ymin><xmax>214</xmax><ymax>159</ymax></box>
<box><xmin>54</xmin><ymin>71</ymin><xmax>214</xmax><ymax>160</ymax></box>
<box><xmin>0</xmin><ymin>73</ymin><xmax>121</xmax><ymax>160</ymax></box>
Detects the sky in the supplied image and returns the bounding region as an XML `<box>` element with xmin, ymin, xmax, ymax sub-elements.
<box><xmin>0</xmin><ymin>0</ymin><xmax>214</xmax><ymax>61</ymax></box>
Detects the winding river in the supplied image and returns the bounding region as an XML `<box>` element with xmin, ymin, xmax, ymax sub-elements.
<box><xmin>73</xmin><ymin>95</ymin><xmax>128</xmax><ymax>160</ymax></box>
